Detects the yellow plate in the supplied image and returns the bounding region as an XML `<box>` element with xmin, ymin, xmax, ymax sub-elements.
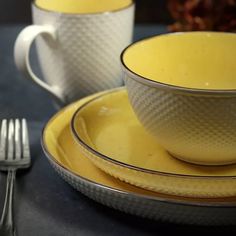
<box><xmin>42</xmin><ymin>89</ymin><xmax>236</xmax><ymax>225</ymax></box>
<box><xmin>72</xmin><ymin>88</ymin><xmax>236</xmax><ymax>198</ymax></box>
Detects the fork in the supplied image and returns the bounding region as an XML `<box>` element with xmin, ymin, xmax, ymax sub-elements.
<box><xmin>0</xmin><ymin>119</ymin><xmax>31</xmax><ymax>236</ymax></box>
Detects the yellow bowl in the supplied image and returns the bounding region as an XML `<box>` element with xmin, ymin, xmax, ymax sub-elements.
<box><xmin>121</xmin><ymin>32</ymin><xmax>236</xmax><ymax>165</ymax></box>
<box><xmin>72</xmin><ymin>88</ymin><xmax>236</xmax><ymax>198</ymax></box>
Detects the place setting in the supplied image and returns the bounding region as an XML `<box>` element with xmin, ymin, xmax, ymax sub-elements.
<box><xmin>40</xmin><ymin>30</ymin><xmax>236</xmax><ymax>226</ymax></box>
<box><xmin>1</xmin><ymin>0</ymin><xmax>236</xmax><ymax>235</ymax></box>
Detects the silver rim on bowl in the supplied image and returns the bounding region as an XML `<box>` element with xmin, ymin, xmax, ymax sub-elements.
<box><xmin>120</xmin><ymin>32</ymin><xmax>236</xmax><ymax>96</ymax></box>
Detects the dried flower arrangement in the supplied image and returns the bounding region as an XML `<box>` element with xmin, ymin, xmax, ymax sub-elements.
<box><xmin>168</xmin><ymin>0</ymin><xmax>236</xmax><ymax>32</ymax></box>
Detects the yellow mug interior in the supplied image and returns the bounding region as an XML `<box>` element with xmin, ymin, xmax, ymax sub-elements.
<box><xmin>35</xmin><ymin>0</ymin><xmax>133</xmax><ymax>14</ymax></box>
<box><xmin>122</xmin><ymin>32</ymin><xmax>236</xmax><ymax>90</ymax></box>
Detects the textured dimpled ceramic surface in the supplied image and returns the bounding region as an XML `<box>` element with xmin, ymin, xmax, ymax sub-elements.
<box><xmin>42</xmin><ymin>90</ymin><xmax>236</xmax><ymax>225</ymax></box>
<box><xmin>32</xmin><ymin>4</ymin><xmax>134</xmax><ymax>103</ymax></box>
<box><xmin>122</xmin><ymin>33</ymin><xmax>236</xmax><ymax>165</ymax></box>
<box><xmin>72</xmin><ymin>89</ymin><xmax>236</xmax><ymax>198</ymax></box>
<box><xmin>125</xmin><ymin>77</ymin><xmax>236</xmax><ymax>165</ymax></box>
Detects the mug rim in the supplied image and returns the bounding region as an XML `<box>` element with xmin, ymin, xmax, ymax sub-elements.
<box><xmin>121</xmin><ymin>31</ymin><xmax>236</xmax><ymax>96</ymax></box>
<box><xmin>33</xmin><ymin>0</ymin><xmax>134</xmax><ymax>15</ymax></box>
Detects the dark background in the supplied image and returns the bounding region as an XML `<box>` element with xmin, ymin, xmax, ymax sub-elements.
<box><xmin>0</xmin><ymin>0</ymin><xmax>173</xmax><ymax>24</ymax></box>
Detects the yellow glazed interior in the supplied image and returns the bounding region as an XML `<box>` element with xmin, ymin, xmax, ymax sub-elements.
<box><xmin>123</xmin><ymin>32</ymin><xmax>236</xmax><ymax>90</ymax></box>
<box><xmin>35</xmin><ymin>0</ymin><xmax>132</xmax><ymax>14</ymax></box>
<box><xmin>74</xmin><ymin>89</ymin><xmax>236</xmax><ymax>176</ymax></box>
<box><xmin>43</xmin><ymin>90</ymin><xmax>236</xmax><ymax>202</ymax></box>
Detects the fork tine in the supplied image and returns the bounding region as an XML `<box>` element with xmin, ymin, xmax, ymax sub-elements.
<box><xmin>7</xmin><ymin>119</ymin><xmax>14</xmax><ymax>161</ymax></box>
<box><xmin>14</xmin><ymin>119</ymin><xmax>21</xmax><ymax>161</ymax></box>
<box><xmin>0</xmin><ymin>120</ymin><xmax>7</xmax><ymax>161</ymax></box>
<box><xmin>22</xmin><ymin>119</ymin><xmax>30</xmax><ymax>160</ymax></box>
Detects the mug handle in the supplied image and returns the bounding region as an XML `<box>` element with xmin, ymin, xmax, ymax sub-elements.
<box><xmin>14</xmin><ymin>25</ymin><xmax>65</xmax><ymax>105</ymax></box>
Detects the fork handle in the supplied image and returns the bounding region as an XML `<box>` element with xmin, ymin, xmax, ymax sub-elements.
<box><xmin>0</xmin><ymin>170</ymin><xmax>16</xmax><ymax>236</ymax></box>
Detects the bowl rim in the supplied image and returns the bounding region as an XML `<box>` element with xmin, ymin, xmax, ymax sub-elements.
<box><xmin>71</xmin><ymin>88</ymin><xmax>236</xmax><ymax>179</ymax></box>
<box><xmin>121</xmin><ymin>31</ymin><xmax>236</xmax><ymax>96</ymax></box>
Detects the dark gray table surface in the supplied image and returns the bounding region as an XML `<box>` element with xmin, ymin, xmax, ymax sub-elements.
<box><xmin>0</xmin><ymin>24</ymin><xmax>236</xmax><ymax>236</ymax></box>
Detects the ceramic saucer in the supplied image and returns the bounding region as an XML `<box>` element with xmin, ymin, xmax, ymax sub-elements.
<box><xmin>42</xmin><ymin>88</ymin><xmax>236</xmax><ymax>225</ymax></box>
<box><xmin>72</xmin><ymin>88</ymin><xmax>236</xmax><ymax>198</ymax></box>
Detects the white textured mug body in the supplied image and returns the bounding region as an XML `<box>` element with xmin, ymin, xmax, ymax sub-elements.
<box><xmin>14</xmin><ymin>2</ymin><xmax>134</xmax><ymax>105</ymax></box>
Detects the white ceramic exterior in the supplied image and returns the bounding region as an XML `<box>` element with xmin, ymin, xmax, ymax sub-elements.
<box><xmin>14</xmin><ymin>3</ymin><xmax>134</xmax><ymax>105</ymax></box>
<box><xmin>47</xmin><ymin>151</ymin><xmax>236</xmax><ymax>226</ymax></box>
<box><xmin>123</xmin><ymin>70</ymin><xmax>236</xmax><ymax>166</ymax></box>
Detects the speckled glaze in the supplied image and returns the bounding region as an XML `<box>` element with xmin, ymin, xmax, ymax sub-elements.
<box><xmin>41</xmin><ymin>91</ymin><xmax>236</xmax><ymax>225</ymax></box>
<box><xmin>121</xmin><ymin>33</ymin><xmax>236</xmax><ymax>166</ymax></box>
<box><xmin>14</xmin><ymin>2</ymin><xmax>134</xmax><ymax>105</ymax></box>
